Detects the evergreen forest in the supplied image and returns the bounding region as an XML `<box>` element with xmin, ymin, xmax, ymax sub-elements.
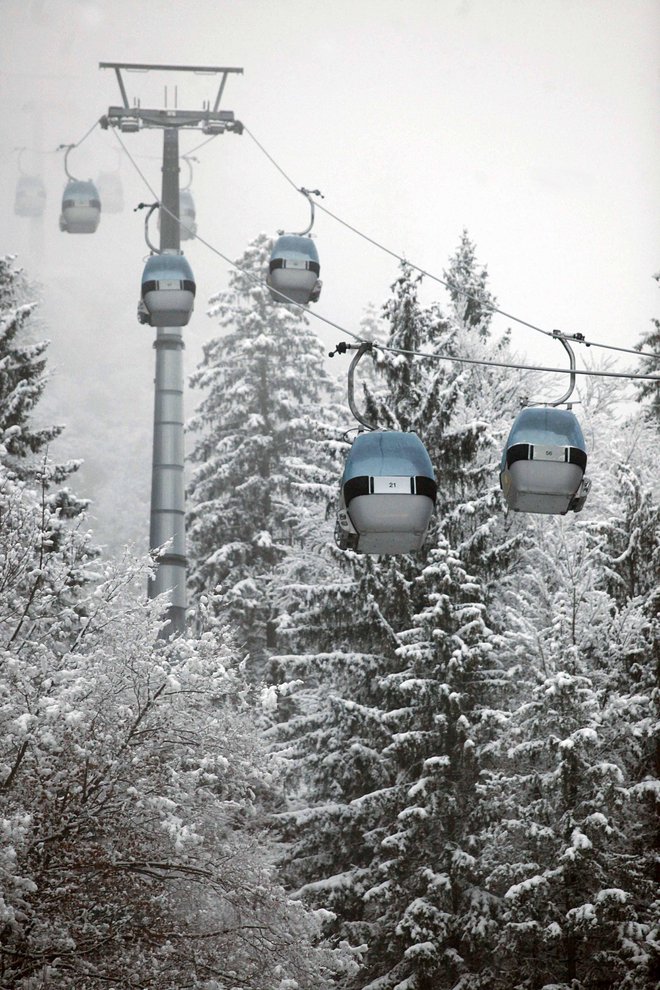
<box><xmin>0</xmin><ymin>235</ymin><xmax>658</xmax><ymax>990</ymax></box>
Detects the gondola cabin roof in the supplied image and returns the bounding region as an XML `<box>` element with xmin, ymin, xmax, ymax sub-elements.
<box><xmin>270</xmin><ymin>234</ymin><xmax>319</xmax><ymax>263</ymax></box>
<box><xmin>343</xmin><ymin>430</ymin><xmax>435</xmax><ymax>482</ymax></box>
<box><xmin>60</xmin><ymin>179</ymin><xmax>101</xmax><ymax>233</ymax></box>
<box><xmin>62</xmin><ymin>179</ymin><xmax>100</xmax><ymax>203</ymax></box>
<box><xmin>267</xmin><ymin>234</ymin><xmax>321</xmax><ymax>305</ymax></box>
<box><xmin>141</xmin><ymin>252</ymin><xmax>195</xmax><ymax>285</ymax></box>
<box><xmin>504</xmin><ymin>407</ymin><xmax>586</xmax><ymax>452</ymax></box>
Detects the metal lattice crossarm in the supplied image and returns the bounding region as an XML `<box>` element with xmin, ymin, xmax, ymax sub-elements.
<box><xmin>99</xmin><ymin>62</ymin><xmax>244</xmax><ymax>134</ymax></box>
<box><xmin>101</xmin><ymin>107</ymin><xmax>243</xmax><ymax>133</ymax></box>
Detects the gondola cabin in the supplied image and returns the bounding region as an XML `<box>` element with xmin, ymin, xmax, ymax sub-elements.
<box><xmin>96</xmin><ymin>171</ymin><xmax>124</xmax><ymax>214</ymax></box>
<box><xmin>499</xmin><ymin>407</ymin><xmax>590</xmax><ymax>515</ymax></box>
<box><xmin>14</xmin><ymin>176</ymin><xmax>46</xmax><ymax>218</ymax></box>
<box><xmin>267</xmin><ymin>235</ymin><xmax>321</xmax><ymax>306</ymax></box>
<box><xmin>137</xmin><ymin>252</ymin><xmax>196</xmax><ymax>328</ymax></box>
<box><xmin>160</xmin><ymin>190</ymin><xmax>197</xmax><ymax>240</ymax></box>
<box><xmin>179</xmin><ymin>189</ymin><xmax>197</xmax><ymax>239</ymax></box>
<box><xmin>336</xmin><ymin>431</ymin><xmax>437</xmax><ymax>554</ymax></box>
<box><xmin>59</xmin><ymin>179</ymin><xmax>101</xmax><ymax>234</ymax></box>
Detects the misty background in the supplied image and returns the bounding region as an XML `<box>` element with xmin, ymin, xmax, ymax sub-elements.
<box><xmin>1</xmin><ymin>0</ymin><xmax>657</xmax><ymax>554</ymax></box>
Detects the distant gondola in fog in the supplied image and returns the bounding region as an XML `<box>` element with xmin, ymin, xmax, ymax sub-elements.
<box><xmin>15</xmin><ymin>175</ymin><xmax>47</xmax><ymax>218</ymax></box>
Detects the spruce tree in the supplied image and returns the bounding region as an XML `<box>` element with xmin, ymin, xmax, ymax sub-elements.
<box><xmin>0</xmin><ymin>255</ymin><xmax>63</xmax><ymax>474</ymax></box>
<box><xmin>443</xmin><ymin>228</ymin><xmax>497</xmax><ymax>338</ymax></box>
<box><xmin>478</xmin><ymin>526</ymin><xmax>657</xmax><ymax>990</ymax></box>
<box><xmin>351</xmin><ymin>538</ymin><xmax>504</xmax><ymax>990</ymax></box>
<box><xmin>186</xmin><ymin>232</ymin><xmax>340</xmax><ymax>677</ymax></box>
<box><xmin>634</xmin><ymin>272</ymin><xmax>660</xmax><ymax>425</ymax></box>
<box><xmin>273</xmin><ymin>237</ymin><xmax>521</xmax><ymax>986</ymax></box>
<box><xmin>0</xmin><ymin>255</ymin><xmax>91</xmax><ymax>568</ymax></box>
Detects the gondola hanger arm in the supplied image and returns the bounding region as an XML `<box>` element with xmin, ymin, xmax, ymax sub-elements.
<box><xmin>330</xmin><ymin>341</ymin><xmax>376</xmax><ymax>431</ymax></box>
<box><xmin>135</xmin><ymin>201</ymin><xmax>161</xmax><ymax>254</ymax></box>
<box><xmin>295</xmin><ymin>186</ymin><xmax>323</xmax><ymax>236</ymax></box>
<box><xmin>58</xmin><ymin>144</ymin><xmax>78</xmax><ymax>181</ymax></box>
<box><xmin>181</xmin><ymin>155</ymin><xmax>197</xmax><ymax>190</ymax></box>
<box><xmin>525</xmin><ymin>330</ymin><xmax>577</xmax><ymax>408</ymax></box>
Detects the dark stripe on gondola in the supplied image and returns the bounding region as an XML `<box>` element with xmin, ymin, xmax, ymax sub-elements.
<box><xmin>343</xmin><ymin>475</ymin><xmax>437</xmax><ymax>506</ymax></box>
<box><xmin>62</xmin><ymin>199</ymin><xmax>101</xmax><ymax>209</ymax></box>
<box><xmin>344</xmin><ymin>476</ymin><xmax>371</xmax><ymax>506</ymax></box>
<box><xmin>506</xmin><ymin>442</ymin><xmax>587</xmax><ymax>471</ymax></box>
<box><xmin>565</xmin><ymin>447</ymin><xmax>587</xmax><ymax>470</ymax></box>
<box><xmin>414</xmin><ymin>476</ymin><xmax>438</xmax><ymax>503</ymax></box>
<box><xmin>269</xmin><ymin>258</ymin><xmax>321</xmax><ymax>275</ymax></box>
<box><xmin>506</xmin><ymin>443</ymin><xmax>534</xmax><ymax>467</ymax></box>
<box><xmin>142</xmin><ymin>279</ymin><xmax>196</xmax><ymax>297</ymax></box>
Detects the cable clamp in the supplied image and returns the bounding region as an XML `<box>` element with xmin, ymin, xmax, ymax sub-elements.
<box><xmin>553</xmin><ymin>328</ymin><xmax>588</xmax><ymax>345</ymax></box>
<box><xmin>329</xmin><ymin>341</ymin><xmax>372</xmax><ymax>358</ymax></box>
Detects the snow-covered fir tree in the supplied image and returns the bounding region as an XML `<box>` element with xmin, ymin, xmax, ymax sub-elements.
<box><xmin>478</xmin><ymin>517</ymin><xmax>658</xmax><ymax>990</ymax></box>
<box><xmin>442</xmin><ymin>228</ymin><xmax>496</xmax><ymax>339</ymax></box>
<box><xmin>634</xmin><ymin>272</ymin><xmax>660</xmax><ymax>425</ymax></box>
<box><xmin>347</xmin><ymin>537</ymin><xmax>505</xmax><ymax>990</ymax></box>
<box><xmin>187</xmin><ymin>232</ymin><xmax>341</xmax><ymax>677</ymax></box>
<box><xmin>0</xmin><ymin>255</ymin><xmax>64</xmax><ymax>475</ymax></box>
<box><xmin>272</xmin><ymin>238</ymin><xmax>523</xmax><ymax>987</ymax></box>
<box><xmin>0</xmin><ymin>254</ymin><xmax>93</xmax><ymax>569</ymax></box>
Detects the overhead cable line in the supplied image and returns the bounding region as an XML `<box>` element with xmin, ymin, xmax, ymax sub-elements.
<box><xmin>243</xmin><ymin>126</ymin><xmax>659</xmax><ymax>364</ymax></box>
<box><xmin>57</xmin><ymin>117</ymin><xmax>102</xmax><ymax>152</ymax></box>
<box><xmin>112</xmin><ymin>128</ymin><xmax>363</xmax><ymax>344</ymax></box>
<box><xmin>113</xmin><ymin>130</ymin><xmax>160</xmax><ymax>202</ymax></box>
<box><xmin>183</xmin><ymin>133</ymin><xmax>221</xmax><ymax>157</ymax></box>
<box><xmin>313</xmin><ymin>197</ymin><xmax>660</xmax><ymax>363</ymax></box>
<box><xmin>376</xmin><ymin>344</ymin><xmax>659</xmax><ymax>383</ymax></box>
<box><xmin>243</xmin><ymin>125</ymin><xmax>300</xmax><ymax>193</ymax></box>
<box><xmin>112</xmin><ymin>130</ymin><xmax>660</xmax><ymax>387</ymax></box>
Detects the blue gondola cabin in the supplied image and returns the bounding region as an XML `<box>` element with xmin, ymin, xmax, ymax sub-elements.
<box><xmin>500</xmin><ymin>407</ymin><xmax>590</xmax><ymax>515</ymax></box>
<box><xmin>59</xmin><ymin>179</ymin><xmax>101</xmax><ymax>234</ymax></box>
<box><xmin>267</xmin><ymin>235</ymin><xmax>321</xmax><ymax>306</ymax></box>
<box><xmin>336</xmin><ymin>430</ymin><xmax>437</xmax><ymax>554</ymax></box>
<box><xmin>138</xmin><ymin>252</ymin><xmax>196</xmax><ymax>328</ymax></box>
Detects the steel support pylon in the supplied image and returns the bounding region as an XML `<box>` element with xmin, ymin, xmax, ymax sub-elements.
<box><xmin>100</xmin><ymin>63</ymin><xmax>244</xmax><ymax>637</ymax></box>
<box><xmin>148</xmin><ymin>127</ymin><xmax>186</xmax><ymax>635</ymax></box>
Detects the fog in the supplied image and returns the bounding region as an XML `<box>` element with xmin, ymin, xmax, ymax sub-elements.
<box><xmin>1</xmin><ymin>0</ymin><xmax>658</xmax><ymax>552</ymax></box>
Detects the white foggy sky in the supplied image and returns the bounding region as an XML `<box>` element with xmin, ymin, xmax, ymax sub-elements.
<box><xmin>1</xmin><ymin>0</ymin><xmax>658</xmax><ymax>352</ymax></box>
<box><xmin>0</xmin><ymin>0</ymin><xmax>657</xmax><ymax>544</ymax></box>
